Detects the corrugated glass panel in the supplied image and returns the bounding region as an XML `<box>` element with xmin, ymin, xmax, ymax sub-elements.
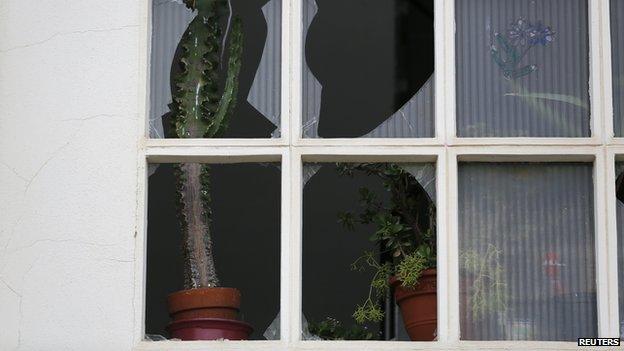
<box><xmin>458</xmin><ymin>163</ymin><xmax>597</xmax><ymax>340</ymax></box>
<box><xmin>456</xmin><ymin>0</ymin><xmax>590</xmax><ymax>137</ymax></box>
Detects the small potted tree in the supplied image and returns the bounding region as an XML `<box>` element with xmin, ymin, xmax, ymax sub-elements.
<box><xmin>337</xmin><ymin>163</ymin><xmax>437</xmax><ymax>341</ymax></box>
<box><xmin>164</xmin><ymin>0</ymin><xmax>250</xmax><ymax>341</ymax></box>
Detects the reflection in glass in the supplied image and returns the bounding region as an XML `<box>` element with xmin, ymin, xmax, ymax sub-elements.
<box><xmin>458</xmin><ymin>163</ymin><xmax>597</xmax><ymax>340</ymax></box>
<box><xmin>302</xmin><ymin>0</ymin><xmax>435</xmax><ymax>138</ymax></box>
<box><xmin>302</xmin><ymin>163</ymin><xmax>436</xmax><ymax>341</ymax></box>
<box><xmin>612</xmin><ymin>0</ymin><xmax>624</xmax><ymax>136</ymax></box>
<box><xmin>456</xmin><ymin>0</ymin><xmax>590</xmax><ymax>137</ymax></box>
<box><xmin>149</xmin><ymin>0</ymin><xmax>281</xmax><ymax>138</ymax></box>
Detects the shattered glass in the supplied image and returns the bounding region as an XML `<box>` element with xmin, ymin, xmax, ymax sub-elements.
<box><xmin>149</xmin><ymin>0</ymin><xmax>282</xmax><ymax>138</ymax></box>
<box><xmin>262</xmin><ymin>313</ymin><xmax>323</xmax><ymax>340</ymax></box>
<box><xmin>302</xmin><ymin>163</ymin><xmax>436</xmax><ymax>193</ymax></box>
<box><xmin>302</xmin><ymin>162</ymin><xmax>436</xmax><ymax>341</ymax></box>
<box><xmin>302</xmin><ymin>0</ymin><xmax>435</xmax><ymax>138</ymax></box>
<box><xmin>145</xmin><ymin>163</ymin><xmax>281</xmax><ymax>340</ymax></box>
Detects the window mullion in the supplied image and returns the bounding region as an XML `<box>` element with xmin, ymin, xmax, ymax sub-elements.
<box><xmin>290</xmin><ymin>0</ymin><xmax>303</xmax><ymax>145</ymax></box>
<box><xmin>605</xmin><ymin>148</ymin><xmax>621</xmax><ymax>337</ymax></box>
<box><xmin>288</xmin><ymin>149</ymin><xmax>303</xmax><ymax>344</ymax></box>
<box><xmin>436</xmin><ymin>148</ymin><xmax>455</xmax><ymax>341</ymax></box>
<box><xmin>599</xmin><ymin>0</ymin><xmax>616</xmax><ymax>143</ymax></box>
<box><xmin>590</xmin><ymin>0</ymin><xmax>607</xmax><ymax>142</ymax></box>
<box><xmin>445</xmin><ymin>149</ymin><xmax>461</xmax><ymax>341</ymax></box>
<box><xmin>280</xmin><ymin>148</ymin><xmax>294</xmax><ymax>345</ymax></box>
<box><xmin>442</xmin><ymin>0</ymin><xmax>456</xmax><ymax>143</ymax></box>
<box><xmin>595</xmin><ymin>150</ymin><xmax>616</xmax><ymax>337</ymax></box>
<box><xmin>434</xmin><ymin>0</ymin><xmax>448</xmax><ymax>143</ymax></box>
<box><xmin>281</xmin><ymin>0</ymin><xmax>293</xmax><ymax>146</ymax></box>
<box><xmin>287</xmin><ymin>0</ymin><xmax>303</xmax><ymax>344</ymax></box>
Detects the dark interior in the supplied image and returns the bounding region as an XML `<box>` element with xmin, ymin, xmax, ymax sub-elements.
<box><xmin>305</xmin><ymin>0</ymin><xmax>434</xmax><ymax>137</ymax></box>
<box><xmin>146</xmin><ymin>162</ymin><xmax>435</xmax><ymax>341</ymax></box>
<box><xmin>145</xmin><ymin>163</ymin><xmax>281</xmax><ymax>340</ymax></box>
<box><xmin>302</xmin><ymin>163</ymin><xmax>435</xmax><ymax>341</ymax></box>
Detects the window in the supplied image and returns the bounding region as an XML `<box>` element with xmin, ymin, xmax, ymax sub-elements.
<box><xmin>134</xmin><ymin>0</ymin><xmax>621</xmax><ymax>349</ymax></box>
<box><xmin>456</xmin><ymin>0</ymin><xmax>590</xmax><ymax>137</ymax></box>
<box><xmin>459</xmin><ymin>163</ymin><xmax>597</xmax><ymax>340</ymax></box>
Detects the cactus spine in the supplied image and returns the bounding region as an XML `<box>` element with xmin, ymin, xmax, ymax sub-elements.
<box><xmin>171</xmin><ymin>0</ymin><xmax>243</xmax><ymax>289</ymax></box>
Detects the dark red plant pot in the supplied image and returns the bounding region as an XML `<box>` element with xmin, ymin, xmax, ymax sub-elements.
<box><xmin>167</xmin><ymin>318</ymin><xmax>253</xmax><ymax>341</ymax></box>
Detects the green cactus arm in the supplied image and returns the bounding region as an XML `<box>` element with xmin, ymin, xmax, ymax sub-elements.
<box><xmin>172</xmin><ymin>3</ymin><xmax>221</xmax><ymax>139</ymax></box>
<box><xmin>205</xmin><ymin>18</ymin><xmax>243</xmax><ymax>138</ymax></box>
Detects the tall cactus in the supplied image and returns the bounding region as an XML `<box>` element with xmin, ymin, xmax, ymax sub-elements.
<box><xmin>170</xmin><ymin>0</ymin><xmax>243</xmax><ymax>289</ymax></box>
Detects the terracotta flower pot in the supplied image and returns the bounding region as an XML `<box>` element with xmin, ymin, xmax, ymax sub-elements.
<box><xmin>390</xmin><ymin>268</ymin><xmax>437</xmax><ymax>341</ymax></box>
<box><xmin>167</xmin><ymin>287</ymin><xmax>252</xmax><ymax>340</ymax></box>
<box><xmin>168</xmin><ymin>287</ymin><xmax>241</xmax><ymax>321</ymax></box>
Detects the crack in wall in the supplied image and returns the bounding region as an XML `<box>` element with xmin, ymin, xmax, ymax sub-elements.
<box><xmin>22</xmin><ymin>117</ymin><xmax>92</xmax><ymax>196</ymax></box>
<box><xmin>0</xmin><ymin>161</ymin><xmax>28</xmax><ymax>183</ymax></box>
<box><xmin>0</xmin><ymin>8</ymin><xmax>142</xmax><ymax>351</ymax></box>
<box><xmin>0</xmin><ymin>277</ymin><xmax>22</xmax><ymax>298</ymax></box>
<box><xmin>23</xmin><ymin>142</ymin><xmax>71</xmax><ymax>196</ymax></box>
<box><xmin>60</xmin><ymin>113</ymin><xmax>122</xmax><ymax>123</ymax></box>
<box><xmin>0</xmin><ymin>24</ymin><xmax>139</xmax><ymax>54</ymax></box>
<box><xmin>7</xmin><ymin>238</ymin><xmax>124</xmax><ymax>255</ymax></box>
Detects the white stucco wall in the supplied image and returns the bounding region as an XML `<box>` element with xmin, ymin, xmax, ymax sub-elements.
<box><xmin>0</xmin><ymin>1</ymin><xmax>141</xmax><ymax>350</ymax></box>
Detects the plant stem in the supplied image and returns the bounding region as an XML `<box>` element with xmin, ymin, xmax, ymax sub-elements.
<box><xmin>170</xmin><ymin>0</ymin><xmax>243</xmax><ymax>290</ymax></box>
<box><xmin>177</xmin><ymin>163</ymin><xmax>220</xmax><ymax>288</ymax></box>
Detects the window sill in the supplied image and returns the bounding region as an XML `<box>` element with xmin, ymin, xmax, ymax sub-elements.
<box><xmin>134</xmin><ymin>340</ymin><xmax>584</xmax><ymax>351</ymax></box>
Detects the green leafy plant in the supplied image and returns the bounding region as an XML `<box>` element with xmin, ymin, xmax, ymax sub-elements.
<box><xmin>170</xmin><ymin>0</ymin><xmax>243</xmax><ymax>289</ymax></box>
<box><xmin>460</xmin><ymin>244</ymin><xmax>508</xmax><ymax>321</ymax></box>
<box><xmin>307</xmin><ymin>317</ymin><xmax>376</xmax><ymax>340</ymax></box>
<box><xmin>337</xmin><ymin>163</ymin><xmax>436</xmax><ymax>324</ymax></box>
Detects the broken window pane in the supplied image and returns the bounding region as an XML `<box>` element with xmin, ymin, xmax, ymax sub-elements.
<box><xmin>149</xmin><ymin>0</ymin><xmax>282</xmax><ymax>138</ymax></box>
<box><xmin>459</xmin><ymin>163</ymin><xmax>597</xmax><ymax>340</ymax></box>
<box><xmin>302</xmin><ymin>163</ymin><xmax>437</xmax><ymax>341</ymax></box>
<box><xmin>302</xmin><ymin>0</ymin><xmax>435</xmax><ymax>138</ymax></box>
<box><xmin>456</xmin><ymin>0</ymin><xmax>590</xmax><ymax>137</ymax></box>
<box><xmin>612</xmin><ymin>0</ymin><xmax>624</xmax><ymax>136</ymax></box>
<box><xmin>145</xmin><ymin>163</ymin><xmax>280</xmax><ymax>340</ymax></box>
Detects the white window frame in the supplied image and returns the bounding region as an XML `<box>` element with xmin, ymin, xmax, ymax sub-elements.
<box><xmin>132</xmin><ymin>0</ymin><xmax>622</xmax><ymax>349</ymax></box>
